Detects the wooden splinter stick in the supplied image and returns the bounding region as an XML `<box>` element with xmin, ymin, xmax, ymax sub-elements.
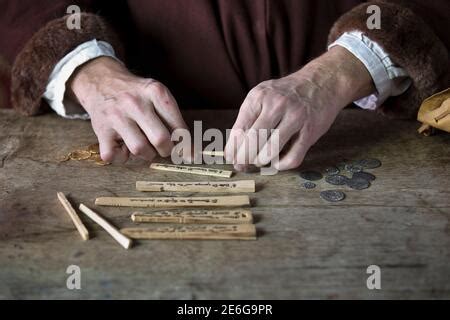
<box><xmin>57</xmin><ymin>192</ymin><xmax>89</xmax><ymax>241</ymax></box>
<box><xmin>95</xmin><ymin>195</ymin><xmax>250</xmax><ymax>208</ymax></box>
<box><xmin>202</xmin><ymin>150</ymin><xmax>224</xmax><ymax>157</ymax></box>
<box><xmin>78</xmin><ymin>204</ymin><xmax>132</xmax><ymax>249</ymax></box>
<box><xmin>121</xmin><ymin>224</ymin><xmax>257</xmax><ymax>240</ymax></box>
<box><xmin>150</xmin><ymin>163</ymin><xmax>232</xmax><ymax>178</ymax></box>
<box><xmin>136</xmin><ymin>180</ymin><xmax>255</xmax><ymax>193</ymax></box>
<box><xmin>131</xmin><ymin>209</ymin><xmax>253</xmax><ymax>224</ymax></box>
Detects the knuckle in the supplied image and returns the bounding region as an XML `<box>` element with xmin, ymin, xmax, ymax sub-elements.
<box><xmin>249</xmin><ymin>85</ymin><xmax>266</xmax><ymax>98</ymax></box>
<box><xmin>274</xmin><ymin>93</ymin><xmax>288</xmax><ymax>105</ymax></box>
<box><xmin>266</xmin><ymin>101</ymin><xmax>285</xmax><ymax>117</ymax></box>
<box><xmin>284</xmin><ymin>156</ymin><xmax>301</xmax><ymax>169</ymax></box>
<box><xmin>109</xmin><ymin>115</ymin><xmax>127</xmax><ymax>129</ymax></box>
<box><xmin>149</xmin><ymin>81</ymin><xmax>167</xmax><ymax>96</ymax></box>
<box><xmin>272</xmin><ymin>99</ymin><xmax>286</xmax><ymax>110</ymax></box>
<box><xmin>120</xmin><ymin>93</ymin><xmax>140</xmax><ymax>106</ymax></box>
<box><xmin>288</xmin><ymin>109</ymin><xmax>305</xmax><ymax>130</ymax></box>
<box><xmin>247</xmin><ymin>101</ymin><xmax>262</xmax><ymax>116</ymax></box>
<box><xmin>129</xmin><ymin>142</ymin><xmax>148</xmax><ymax>156</ymax></box>
<box><xmin>130</xmin><ymin>102</ymin><xmax>147</xmax><ymax>115</ymax></box>
<box><xmin>290</xmin><ymin>108</ymin><xmax>304</xmax><ymax>120</ymax></box>
<box><xmin>121</xmin><ymin>94</ymin><xmax>147</xmax><ymax>113</ymax></box>
<box><xmin>106</xmin><ymin>107</ymin><xmax>124</xmax><ymax>122</ymax></box>
<box><xmin>152</xmin><ymin>132</ymin><xmax>171</xmax><ymax>148</ymax></box>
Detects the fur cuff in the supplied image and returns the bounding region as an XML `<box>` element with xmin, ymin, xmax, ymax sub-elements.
<box><xmin>328</xmin><ymin>1</ymin><xmax>449</xmax><ymax>119</ymax></box>
<box><xmin>11</xmin><ymin>13</ymin><xmax>123</xmax><ymax>116</ymax></box>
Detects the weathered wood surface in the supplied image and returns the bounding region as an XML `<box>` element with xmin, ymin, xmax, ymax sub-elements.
<box><xmin>0</xmin><ymin>108</ymin><xmax>449</xmax><ymax>299</ymax></box>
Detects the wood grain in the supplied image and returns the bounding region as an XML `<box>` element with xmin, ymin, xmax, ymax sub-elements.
<box><xmin>1</xmin><ymin>109</ymin><xmax>450</xmax><ymax>299</ymax></box>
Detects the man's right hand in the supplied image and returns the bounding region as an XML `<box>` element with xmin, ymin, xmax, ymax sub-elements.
<box><xmin>69</xmin><ymin>57</ymin><xmax>187</xmax><ymax>164</ymax></box>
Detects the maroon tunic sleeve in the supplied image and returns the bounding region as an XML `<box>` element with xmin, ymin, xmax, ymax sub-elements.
<box><xmin>328</xmin><ymin>0</ymin><xmax>450</xmax><ymax>119</ymax></box>
<box><xmin>0</xmin><ymin>0</ymin><xmax>122</xmax><ymax>115</ymax></box>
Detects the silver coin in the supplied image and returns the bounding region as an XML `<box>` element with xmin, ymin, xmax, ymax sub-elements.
<box><xmin>320</xmin><ymin>190</ymin><xmax>346</xmax><ymax>202</ymax></box>
<box><xmin>299</xmin><ymin>170</ymin><xmax>323</xmax><ymax>181</ymax></box>
<box><xmin>336</xmin><ymin>162</ymin><xmax>347</xmax><ymax>171</ymax></box>
<box><xmin>325</xmin><ymin>166</ymin><xmax>340</xmax><ymax>175</ymax></box>
<box><xmin>301</xmin><ymin>182</ymin><xmax>317</xmax><ymax>189</ymax></box>
<box><xmin>346</xmin><ymin>177</ymin><xmax>370</xmax><ymax>190</ymax></box>
<box><xmin>325</xmin><ymin>174</ymin><xmax>348</xmax><ymax>186</ymax></box>
<box><xmin>352</xmin><ymin>171</ymin><xmax>376</xmax><ymax>182</ymax></box>
<box><xmin>345</xmin><ymin>163</ymin><xmax>364</xmax><ymax>173</ymax></box>
<box><xmin>358</xmin><ymin>158</ymin><xmax>382</xmax><ymax>169</ymax></box>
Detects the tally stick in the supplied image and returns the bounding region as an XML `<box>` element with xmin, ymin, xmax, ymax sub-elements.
<box><xmin>79</xmin><ymin>204</ymin><xmax>132</xmax><ymax>249</ymax></box>
<box><xmin>150</xmin><ymin>163</ymin><xmax>232</xmax><ymax>178</ymax></box>
<box><xmin>131</xmin><ymin>209</ymin><xmax>253</xmax><ymax>224</ymax></box>
<box><xmin>121</xmin><ymin>224</ymin><xmax>257</xmax><ymax>240</ymax></box>
<box><xmin>95</xmin><ymin>195</ymin><xmax>250</xmax><ymax>208</ymax></box>
<box><xmin>202</xmin><ymin>150</ymin><xmax>224</xmax><ymax>157</ymax></box>
<box><xmin>136</xmin><ymin>180</ymin><xmax>255</xmax><ymax>193</ymax></box>
<box><xmin>57</xmin><ymin>192</ymin><xmax>89</xmax><ymax>241</ymax></box>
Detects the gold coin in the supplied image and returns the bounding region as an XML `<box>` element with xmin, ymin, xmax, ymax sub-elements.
<box><xmin>69</xmin><ymin>150</ymin><xmax>92</xmax><ymax>161</ymax></box>
<box><xmin>57</xmin><ymin>154</ymin><xmax>70</xmax><ymax>162</ymax></box>
<box><xmin>89</xmin><ymin>154</ymin><xmax>102</xmax><ymax>161</ymax></box>
<box><xmin>95</xmin><ymin>160</ymin><xmax>111</xmax><ymax>166</ymax></box>
<box><xmin>87</xmin><ymin>143</ymin><xmax>100</xmax><ymax>154</ymax></box>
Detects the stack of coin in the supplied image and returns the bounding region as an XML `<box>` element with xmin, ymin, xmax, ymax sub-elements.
<box><xmin>299</xmin><ymin>158</ymin><xmax>382</xmax><ymax>203</ymax></box>
<box><xmin>57</xmin><ymin>143</ymin><xmax>110</xmax><ymax>166</ymax></box>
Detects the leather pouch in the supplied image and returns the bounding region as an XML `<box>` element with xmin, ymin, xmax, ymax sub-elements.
<box><xmin>417</xmin><ymin>88</ymin><xmax>450</xmax><ymax>136</ymax></box>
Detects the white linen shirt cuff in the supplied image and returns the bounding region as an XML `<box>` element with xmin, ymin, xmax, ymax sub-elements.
<box><xmin>329</xmin><ymin>31</ymin><xmax>412</xmax><ymax>110</ymax></box>
<box><xmin>43</xmin><ymin>39</ymin><xmax>119</xmax><ymax>120</ymax></box>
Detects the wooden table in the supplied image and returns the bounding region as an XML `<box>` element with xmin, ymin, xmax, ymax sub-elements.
<box><xmin>0</xmin><ymin>108</ymin><xmax>449</xmax><ymax>299</ymax></box>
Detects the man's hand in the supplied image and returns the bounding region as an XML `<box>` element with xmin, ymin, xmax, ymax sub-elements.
<box><xmin>225</xmin><ymin>46</ymin><xmax>375</xmax><ymax>171</ymax></box>
<box><xmin>69</xmin><ymin>57</ymin><xmax>187</xmax><ymax>164</ymax></box>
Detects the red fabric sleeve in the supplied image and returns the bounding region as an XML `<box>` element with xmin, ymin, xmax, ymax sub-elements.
<box><xmin>0</xmin><ymin>0</ymin><xmax>123</xmax><ymax>114</ymax></box>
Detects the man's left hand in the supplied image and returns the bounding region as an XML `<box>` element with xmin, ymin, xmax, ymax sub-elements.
<box><xmin>225</xmin><ymin>46</ymin><xmax>375</xmax><ymax>171</ymax></box>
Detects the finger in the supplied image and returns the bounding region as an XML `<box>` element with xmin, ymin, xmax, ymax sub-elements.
<box><xmin>232</xmin><ymin>127</ymin><xmax>259</xmax><ymax>172</ymax></box>
<box><xmin>272</xmin><ymin>126</ymin><xmax>310</xmax><ymax>171</ymax></box>
<box><xmin>115</xmin><ymin>119</ymin><xmax>157</xmax><ymax>161</ymax></box>
<box><xmin>224</xmin><ymin>94</ymin><xmax>261</xmax><ymax>163</ymax></box>
<box><xmin>134</xmin><ymin>104</ymin><xmax>174</xmax><ymax>158</ymax></box>
<box><xmin>149</xmin><ymin>83</ymin><xmax>188</xmax><ymax>131</ymax></box>
<box><xmin>96</xmin><ymin>128</ymin><xmax>130</xmax><ymax>164</ymax></box>
<box><xmin>234</xmin><ymin>105</ymin><xmax>284</xmax><ymax>170</ymax></box>
<box><xmin>255</xmin><ymin>111</ymin><xmax>305</xmax><ymax>167</ymax></box>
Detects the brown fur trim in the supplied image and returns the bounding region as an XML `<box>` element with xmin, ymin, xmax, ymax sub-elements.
<box><xmin>11</xmin><ymin>13</ymin><xmax>123</xmax><ymax>116</ymax></box>
<box><xmin>328</xmin><ymin>1</ymin><xmax>449</xmax><ymax>119</ymax></box>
